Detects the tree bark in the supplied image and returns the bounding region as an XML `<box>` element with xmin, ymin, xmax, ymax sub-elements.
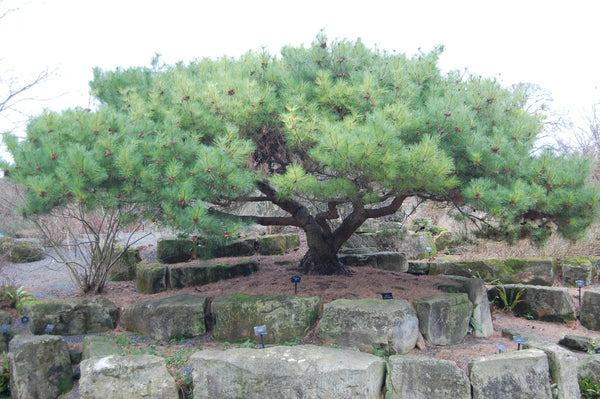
<box><xmin>245</xmin><ymin>182</ymin><xmax>408</xmax><ymax>275</ymax></box>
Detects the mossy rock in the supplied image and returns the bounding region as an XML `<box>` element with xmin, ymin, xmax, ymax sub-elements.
<box><xmin>0</xmin><ymin>240</ymin><xmax>44</xmax><ymax>263</ymax></box>
<box><xmin>136</xmin><ymin>260</ymin><xmax>168</xmax><ymax>294</ymax></box>
<box><xmin>212</xmin><ymin>238</ymin><xmax>257</xmax><ymax>258</ymax></box>
<box><xmin>156</xmin><ymin>239</ymin><xmax>194</xmax><ymax>264</ymax></box>
<box><xmin>256</xmin><ymin>234</ymin><xmax>300</xmax><ymax>255</ymax></box>
<box><xmin>211</xmin><ymin>294</ymin><xmax>321</xmax><ymax>344</ymax></box>
<box><xmin>109</xmin><ymin>247</ymin><xmax>141</xmax><ymax>281</ymax></box>
<box><xmin>169</xmin><ymin>260</ymin><xmax>258</xmax><ymax>289</ymax></box>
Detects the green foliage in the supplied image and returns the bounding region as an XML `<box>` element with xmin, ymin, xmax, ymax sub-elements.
<box><xmin>0</xmin><ymin>353</ymin><xmax>9</xmax><ymax>398</ymax></box>
<box><xmin>2</xmin><ymin>31</ymin><xmax>598</xmax><ymax>272</ymax></box>
<box><xmin>580</xmin><ymin>376</ymin><xmax>600</xmax><ymax>399</ymax></box>
<box><xmin>1</xmin><ymin>285</ymin><xmax>34</xmax><ymax>308</ymax></box>
<box><xmin>493</xmin><ymin>283</ymin><xmax>525</xmax><ymax>312</ymax></box>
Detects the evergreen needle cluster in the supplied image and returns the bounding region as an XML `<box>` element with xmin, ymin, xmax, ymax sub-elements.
<box><xmin>2</xmin><ymin>33</ymin><xmax>598</xmax><ymax>276</ymax></box>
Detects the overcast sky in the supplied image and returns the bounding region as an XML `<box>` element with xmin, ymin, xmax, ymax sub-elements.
<box><xmin>1</xmin><ymin>0</ymin><xmax>599</xmax><ymax>161</ymax></box>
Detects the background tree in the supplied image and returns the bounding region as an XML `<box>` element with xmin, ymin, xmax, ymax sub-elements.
<box><xmin>2</xmin><ymin>34</ymin><xmax>598</xmax><ymax>275</ymax></box>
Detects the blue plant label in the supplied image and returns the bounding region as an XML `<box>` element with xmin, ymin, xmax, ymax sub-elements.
<box><xmin>513</xmin><ymin>336</ymin><xmax>526</xmax><ymax>344</ymax></box>
<box><xmin>21</xmin><ymin>316</ymin><xmax>29</xmax><ymax>324</ymax></box>
<box><xmin>44</xmin><ymin>324</ymin><xmax>55</xmax><ymax>334</ymax></box>
<box><xmin>1</xmin><ymin>325</ymin><xmax>9</xmax><ymax>334</ymax></box>
<box><xmin>496</xmin><ymin>343</ymin><xmax>506</xmax><ymax>353</ymax></box>
<box><xmin>576</xmin><ymin>280</ymin><xmax>585</xmax><ymax>288</ymax></box>
<box><xmin>596</xmin><ymin>263</ymin><xmax>600</xmax><ymax>270</ymax></box>
<box><xmin>595</xmin><ymin>347</ymin><xmax>600</xmax><ymax>354</ymax></box>
<box><xmin>291</xmin><ymin>275</ymin><xmax>301</xmax><ymax>283</ymax></box>
<box><xmin>426</xmin><ymin>247</ymin><xmax>432</xmax><ymax>253</ymax></box>
<box><xmin>381</xmin><ymin>292</ymin><xmax>393</xmax><ymax>300</ymax></box>
<box><xmin>254</xmin><ymin>325</ymin><xmax>267</xmax><ymax>336</ymax></box>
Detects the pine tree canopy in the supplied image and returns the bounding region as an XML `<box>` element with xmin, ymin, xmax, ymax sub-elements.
<box><xmin>3</xmin><ymin>33</ymin><xmax>599</xmax><ymax>274</ymax></box>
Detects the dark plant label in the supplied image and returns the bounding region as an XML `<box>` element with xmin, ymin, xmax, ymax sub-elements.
<box><xmin>254</xmin><ymin>325</ymin><xmax>267</xmax><ymax>336</ymax></box>
<box><xmin>381</xmin><ymin>292</ymin><xmax>393</xmax><ymax>299</ymax></box>
<box><xmin>513</xmin><ymin>336</ymin><xmax>526</xmax><ymax>344</ymax></box>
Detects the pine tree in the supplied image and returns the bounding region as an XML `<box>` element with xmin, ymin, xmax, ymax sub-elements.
<box><xmin>3</xmin><ymin>33</ymin><xmax>598</xmax><ymax>275</ymax></box>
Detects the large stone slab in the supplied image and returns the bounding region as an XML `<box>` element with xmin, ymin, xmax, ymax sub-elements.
<box><xmin>190</xmin><ymin>345</ymin><xmax>385</xmax><ymax>399</ymax></box>
<box><xmin>413</xmin><ymin>293</ymin><xmax>472</xmax><ymax>345</ymax></box>
<box><xmin>211</xmin><ymin>294</ymin><xmax>321</xmax><ymax>344</ymax></box>
<box><xmin>120</xmin><ymin>294</ymin><xmax>209</xmax><ymax>340</ymax></box>
<box><xmin>8</xmin><ymin>335</ymin><xmax>73</xmax><ymax>399</ymax></box>
<box><xmin>337</xmin><ymin>251</ymin><xmax>408</xmax><ymax>271</ymax></box>
<box><xmin>524</xmin><ymin>340</ymin><xmax>580</xmax><ymax>399</ymax></box>
<box><xmin>448</xmin><ymin>276</ymin><xmax>493</xmax><ymax>337</ymax></box>
<box><xmin>385</xmin><ymin>355</ymin><xmax>470</xmax><ymax>399</ymax></box>
<box><xmin>430</xmin><ymin>257</ymin><xmax>556</xmax><ymax>286</ymax></box>
<box><xmin>580</xmin><ymin>289</ymin><xmax>600</xmax><ymax>330</ymax></box>
<box><xmin>316</xmin><ymin>298</ymin><xmax>418</xmax><ymax>355</ymax></box>
<box><xmin>79</xmin><ymin>354</ymin><xmax>178</xmax><ymax>399</ymax></box>
<box><xmin>20</xmin><ymin>296</ymin><xmax>118</xmax><ymax>335</ymax></box>
<box><xmin>169</xmin><ymin>260</ymin><xmax>258</xmax><ymax>289</ymax></box>
<box><xmin>487</xmin><ymin>284</ymin><xmax>576</xmax><ymax>322</ymax></box>
<box><xmin>469</xmin><ymin>349</ymin><xmax>552</xmax><ymax>399</ymax></box>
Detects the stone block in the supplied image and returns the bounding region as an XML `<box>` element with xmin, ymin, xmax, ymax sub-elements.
<box><xmin>524</xmin><ymin>340</ymin><xmax>580</xmax><ymax>399</ymax></box>
<box><xmin>120</xmin><ymin>294</ymin><xmax>209</xmax><ymax>340</ymax></box>
<box><xmin>190</xmin><ymin>345</ymin><xmax>385</xmax><ymax>399</ymax></box>
<box><xmin>169</xmin><ymin>260</ymin><xmax>258</xmax><ymax>289</ymax></box>
<box><xmin>338</xmin><ymin>251</ymin><xmax>408</xmax><ymax>272</ymax></box>
<box><xmin>469</xmin><ymin>349</ymin><xmax>552</xmax><ymax>399</ymax></box>
<box><xmin>487</xmin><ymin>284</ymin><xmax>576</xmax><ymax>322</ymax></box>
<box><xmin>211</xmin><ymin>294</ymin><xmax>320</xmax><ymax>344</ymax></box>
<box><xmin>8</xmin><ymin>335</ymin><xmax>73</xmax><ymax>399</ymax></box>
<box><xmin>413</xmin><ymin>293</ymin><xmax>472</xmax><ymax>345</ymax></box>
<box><xmin>20</xmin><ymin>296</ymin><xmax>118</xmax><ymax>335</ymax></box>
<box><xmin>448</xmin><ymin>276</ymin><xmax>493</xmax><ymax>337</ymax></box>
<box><xmin>136</xmin><ymin>260</ymin><xmax>168</xmax><ymax>294</ymax></box>
<box><xmin>385</xmin><ymin>355</ymin><xmax>470</xmax><ymax>399</ymax></box>
<box><xmin>580</xmin><ymin>289</ymin><xmax>600</xmax><ymax>330</ymax></box>
<box><xmin>156</xmin><ymin>239</ymin><xmax>193</xmax><ymax>263</ymax></box>
<box><xmin>256</xmin><ymin>234</ymin><xmax>300</xmax><ymax>255</ymax></box>
<box><xmin>109</xmin><ymin>247</ymin><xmax>141</xmax><ymax>281</ymax></box>
<box><xmin>316</xmin><ymin>298</ymin><xmax>418</xmax><ymax>355</ymax></box>
<box><xmin>79</xmin><ymin>355</ymin><xmax>177</xmax><ymax>399</ymax></box>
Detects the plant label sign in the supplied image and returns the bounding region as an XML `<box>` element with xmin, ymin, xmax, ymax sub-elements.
<box><xmin>381</xmin><ymin>292</ymin><xmax>393</xmax><ymax>300</ymax></box>
<box><xmin>496</xmin><ymin>343</ymin><xmax>506</xmax><ymax>353</ymax></box>
<box><xmin>595</xmin><ymin>347</ymin><xmax>600</xmax><ymax>354</ymax></box>
<box><xmin>254</xmin><ymin>325</ymin><xmax>267</xmax><ymax>336</ymax></box>
<box><xmin>513</xmin><ymin>336</ymin><xmax>526</xmax><ymax>344</ymax></box>
<box><xmin>291</xmin><ymin>275</ymin><xmax>301</xmax><ymax>294</ymax></box>
<box><xmin>576</xmin><ymin>280</ymin><xmax>585</xmax><ymax>288</ymax></box>
<box><xmin>254</xmin><ymin>325</ymin><xmax>267</xmax><ymax>349</ymax></box>
<box><xmin>513</xmin><ymin>335</ymin><xmax>526</xmax><ymax>350</ymax></box>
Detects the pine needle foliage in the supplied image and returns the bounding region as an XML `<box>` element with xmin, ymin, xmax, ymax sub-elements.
<box><xmin>2</xmin><ymin>32</ymin><xmax>598</xmax><ymax>275</ymax></box>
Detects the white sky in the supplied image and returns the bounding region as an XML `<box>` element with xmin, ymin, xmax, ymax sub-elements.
<box><xmin>1</xmin><ymin>0</ymin><xmax>599</xmax><ymax>161</ymax></box>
